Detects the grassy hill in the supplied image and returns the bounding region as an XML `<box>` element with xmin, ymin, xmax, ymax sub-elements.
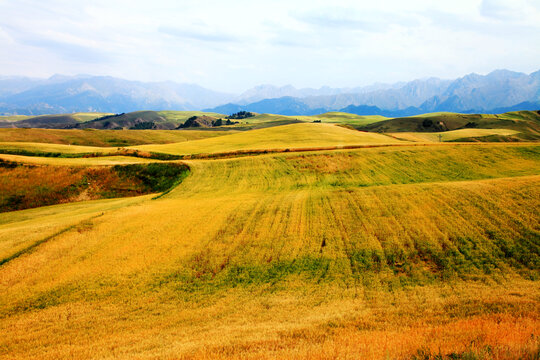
<box><xmin>298</xmin><ymin>111</ymin><xmax>388</xmax><ymax>126</ymax></box>
<box><xmin>0</xmin><ymin>138</ymin><xmax>538</xmax><ymax>359</ymax></box>
<box><xmin>133</xmin><ymin>123</ymin><xmax>404</xmax><ymax>155</ymax></box>
<box><xmin>390</xmin><ymin>128</ymin><xmax>520</xmax><ymax>142</ymax></box>
<box><xmin>0</xmin><ymin>113</ymin><xmax>113</xmax><ymax>128</ymax></box>
<box><xmin>0</xmin><ymin>115</ymin><xmax>32</xmax><ymax>122</ymax></box>
<box><xmin>0</xmin><ymin>128</ymin><xmax>234</xmax><ymax>147</ymax></box>
<box><xmin>359</xmin><ymin>110</ymin><xmax>540</xmax><ymax>141</ymax></box>
<box><xmin>0</xmin><ymin>141</ymin><xmax>115</xmax><ymax>155</ymax></box>
<box><xmin>0</xmin><ymin>111</ymin><xmax>230</xmax><ymax>130</ymax></box>
<box><xmin>157</xmin><ymin>110</ymin><xmax>226</xmax><ymax>124</ymax></box>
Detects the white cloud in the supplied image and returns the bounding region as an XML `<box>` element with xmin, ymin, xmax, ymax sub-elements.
<box><xmin>0</xmin><ymin>0</ymin><xmax>538</xmax><ymax>92</ymax></box>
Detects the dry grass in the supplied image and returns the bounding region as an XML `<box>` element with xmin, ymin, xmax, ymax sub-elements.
<box><xmin>0</xmin><ymin>143</ymin><xmax>538</xmax><ymax>359</ymax></box>
<box><xmin>0</xmin><ymin>154</ymin><xmax>157</xmax><ymax>166</ymax></box>
<box><xmin>0</xmin><ymin>128</ymin><xmax>233</xmax><ymax>147</ymax></box>
<box><xmin>0</xmin><ymin>141</ymin><xmax>114</xmax><ymax>154</ymax></box>
<box><xmin>132</xmin><ymin>123</ymin><xmax>404</xmax><ymax>155</ymax></box>
<box><xmin>390</xmin><ymin>129</ymin><xmax>520</xmax><ymax>142</ymax></box>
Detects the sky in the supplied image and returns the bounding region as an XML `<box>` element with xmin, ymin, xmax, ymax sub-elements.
<box><xmin>0</xmin><ymin>0</ymin><xmax>539</xmax><ymax>93</ymax></box>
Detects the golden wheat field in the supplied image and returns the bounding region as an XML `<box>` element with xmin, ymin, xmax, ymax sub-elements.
<box><xmin>0</xmin><ymin>123</ymin><xmax>539</xmax><ymax>359</ymax></box>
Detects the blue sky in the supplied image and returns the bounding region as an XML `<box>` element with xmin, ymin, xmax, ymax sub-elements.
<box><xmin>0</xmin><ymin>0</ymin><xmax>539</xmax><ymax>92</ymax></box>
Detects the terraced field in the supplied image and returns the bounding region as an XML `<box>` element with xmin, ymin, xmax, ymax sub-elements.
<box><xmin>0</xmin><ymin>124</ymin><xmax>538</xmax><ymax>359</ymax></box>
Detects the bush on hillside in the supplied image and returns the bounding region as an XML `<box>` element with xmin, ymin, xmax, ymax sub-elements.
<box><xmin>226</xmin><ymin>111</ymin><xmax>255</xmax><ymax>120</ymax></box>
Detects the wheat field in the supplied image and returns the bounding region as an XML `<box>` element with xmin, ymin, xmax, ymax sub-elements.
<box><xmin>0</xmin><ymin>138</ymin><xmax>538</xmax><ymax>359</ymax></box>
<box><xmin>132</xmin><ymin>123</ymin><xmax>404</xmax><ymax>155</ymax></box>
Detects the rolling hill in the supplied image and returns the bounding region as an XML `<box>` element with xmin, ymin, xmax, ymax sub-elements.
<box><xmin>0</xmin><ymin>128</ymin><xmax>233</xmax><ymax>147</ymax></box>
<box><xmin>0</xmin><ymin>111</ymin><xmax>229</xmax><ymax>130</ymax></box>
<box><xmin>0</xmin><ymin>112</ymin><xmax>112</xmax><ymax>128</ymax></box>
<box><xmin>132</xmin><ymin>122</ymin><xmax>404</xmax><ymax>156</ymax></box>
<box><xmin>0</xmin><ymin>138</ymin><xmax>538</xmax><ymax>359</ymax></box>
<box><xmin>358</xmin><ymin>110</ymin><xmax>540</xmax><ymax>141</ymax></box>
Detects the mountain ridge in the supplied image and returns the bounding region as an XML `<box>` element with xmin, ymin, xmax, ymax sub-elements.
<box><xmin>1</xmin><ymin>69</ymin><xmax>539</xmax><ymax>116</ymax></box>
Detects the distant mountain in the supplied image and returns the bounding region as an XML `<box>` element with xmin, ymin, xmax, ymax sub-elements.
<box><xmin>206</xmin><ymin>70</ymin><xmax>540</xmax><ymax>116</ymax></box>
<box><xmin>234</xmin><ymin>82</ymin><xmax>407</xmax><ymax>104</ymax></box>
<box><xmin>211</xmin><ymin>97</ymin><xmax>327</xmax><ymax>116</ymax></box>
<box><xmin>0</xmin><ymin>75</ymin><xmax>234</xmax><ymax>115</ymax></box>
<box><xmin>1</xmin><ymin>69</ymin><xmax>539</xmax><ymax>116</ymax></box>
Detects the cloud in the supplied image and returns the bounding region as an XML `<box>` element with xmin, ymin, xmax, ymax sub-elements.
<box><xmin>0</xmin><ymin>0</ymin><xmax>539</xmax><ymax>92</ymax></box>
<box><xmin>158</xmin><ymin>26</ymin><xmax>241</xmax><ymax>43</ymax></box>
<box><xmin>480</xmin><ymin>0</ymin><xmax>518</xmax><ymax>20</ymax></box>
<box><xmin>479</xmin><ymin>0</ymin><xmax>540</xmax><ymax>22</ymax></box>
<box><xmin>423</xmin><ymin>8</ymin><xmax>538</xmax><ymax>37</ymax></box>
<box><xmin>292</xmin><ymin>8</ymin><xmax>421</xmax><ymax>33</ymax></box>
<box><xmin>2</xmin><ymin>25</ymin><xmax>109</xmax><ymax>64</ymax></box>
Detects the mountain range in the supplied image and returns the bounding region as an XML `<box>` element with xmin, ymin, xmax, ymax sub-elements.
<box><xmin>1</xmin><ymin>69</ymin><xmax>539</xmax><ymax>116</ymax></box>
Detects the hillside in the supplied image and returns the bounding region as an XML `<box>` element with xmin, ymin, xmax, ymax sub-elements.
<box><xmin>0</xmin><ymin>112</ymin><xmax>112</xmax><ymax>129</ymax></box>
<box><xmin>0</xmin><ymin>142</ymin><xmax>538</xmax><ymax>359</ymax></box>
<box><xmin>132</xmin><ymin>123</ymin><xmax>404</xmax><ymax>155</ymax></box>
<box><xmin>359</xmin><ymin>110</ymin><xmax>540</xmax><ymax>141</ymax></box>
<box><xmin>0</xmin><ymin>128</ymin><xmax>233</xmax><ymax>147</ymax></box>
<box><xmin>0</xmin><ymin>160</ymin><xmax>189</xmax><ymax>212</ymax></box>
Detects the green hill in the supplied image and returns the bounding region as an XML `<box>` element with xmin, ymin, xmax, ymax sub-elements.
<box><xmin>0</xmin><ymin>113</ymin><xmax>113</xmax><ymax>129</ymax></box>
<box><xmin>359</xmin><ymin>111</ymin><xmax>540</xmax><ymax>141</ymax></box>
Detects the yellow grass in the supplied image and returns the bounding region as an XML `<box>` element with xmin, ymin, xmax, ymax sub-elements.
<box><xmin>0</xmin><ymin>141</ymin><xmax>114</xmax><ymax>154</ymax></box>
<box><xmin>157</xmin><ymin>110</ymin><xmax>226</xmax><ymax>123</ymax></box>
<box><xmin>390</xmin><ymin>128</ymin><xmax>520</xmax><ymax>142</ymax></box>
<box><xmin>0</xmin><ymin>143</ymin><xmax>538</xmax><ymax>359</ymax></box>
<box><xmin>0</xmin><ymin>114</ymin><xmax>32</xmax><ymax>122</ymax></box>
<box><xmin>70</xmin><ymin>112</ymin><xmax>114</xmax><ymax>122</ymax></box>
<box><xmin>410</xmin><ymin>112</ymin><xmax>462</xmax><ymax>117</ymax></box>
<box><xmin>0</xmin><ymin>154</ymin><xmax>158</xmax><ymax>166</ymax></box>
<box><xmin>237</xmin><ymin>112</ymin><xmax>387</xmax><ymax>127</ymax></box>
<box><xmin>132</xmin><ymin>123</ymin><xmax>404</xmax><ymax>155</ymax></box>
<box><xmin>298</xmin><ymin>112</ymin><xmax>388</xmax><ymax>125</ymax></box>
<box><xmin>0</xmin><ymin>128</ymin><xmax>234</xmax><ymax>147</ymax></box>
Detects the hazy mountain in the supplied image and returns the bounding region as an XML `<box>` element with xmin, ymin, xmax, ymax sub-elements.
<box><xmin>1</xmin><ymin>69</ymin><xmax>539</xmax><ymax>116</ymax></box>
<box><xmin>0</xmin><ymin>75</ymin><xmax>234</xmax><ymax>115</ymax></box>
<box><xmin>235</xmin><ymin>83</ymin><xmax>404</xmax><ymax>104</ymax></box>
<box><xmin>207</xmin><ymin>70</ymin><xmax>540</xmax><ymax>116</ymax></box>
<box><xmin>418</xmin><ymin>69</ymin><xmax>540</xmax><ymax>112</ymax></box>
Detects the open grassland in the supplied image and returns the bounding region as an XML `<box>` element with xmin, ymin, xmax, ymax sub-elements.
<box><xmin>0</xmin><ymin>128</ymin><xmax>233</xmax><ymax>147</ymax></box>
<box><xmin>0</xmin><ymin>115</ymin><xmax>32</xmax><ymax>122</ymax></box>
<box><xmin>0</xmin><ymin>154</ymin><xmax>157</xmax><ymax>166</ymax></box>
<box><xmin>299</xmin><ymin>112</ymin><xmax>388</xmax><ymax>126</ymax></box>
<box><xmin>69</xmin><ymin>112</ymin><xmax>114</xmax><ymax>122</ymax></box>
<box><xmin>227</xmin><ymin>112</ymin><xmax>386</xmax><ymax>131</ymax></box>
<box><xmin>157</xmin><ymin>110</ymin><xmax>226</xmax><ymax>124</ymax></box>
<box><xmin>0</xmin><ymin>113</ymin><xmax>114</xmax><ymax>129</ymax></box>
<box><xmin>0</xmin><ymin>141</ymin><xmax>114</xmax><ymax>155</ymax></box>
<box><xmin>390</xmin><ymin>129</ymin><xmax>520</xmax><ymax>142</ymax></box>
<box><xmin>133</xmin><ymin>123</ymin><xmax>405</xmax><ymax>155</ymax></box>
<box><xmin>0</xmin><ymin>143</ymin><xmax>538</xmax><ymax>359</ymax></box>
<box><xmin>361</xmin><ymin>111</ymin><xmax>540</xmax><ymax>141</ymax></box>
